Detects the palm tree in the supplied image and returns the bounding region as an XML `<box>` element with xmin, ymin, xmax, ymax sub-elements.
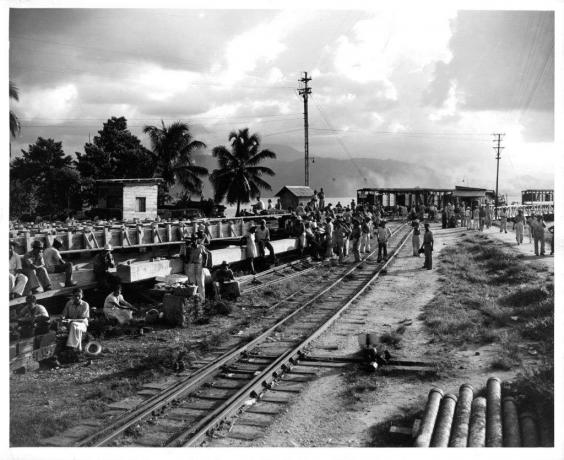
<box><xmin>143</xmin><ymin>121</ymin><xmax>208</xmax><ymax>197</ymax></box>
<box><xmin>210</xmin><ymin>128</ymin><xmax>276</xmax><ymax>216</ymax></box>
<box><xmin>10</xmin><ymin>81</ymin><xmax>21</xmax><ymax>138</ymax></box>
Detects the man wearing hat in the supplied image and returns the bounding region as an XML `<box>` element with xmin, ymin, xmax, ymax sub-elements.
<box><xmin>22</xmin><ymin>240</ymin><xmax>52</xmax><ymax>293</ymax></box>
<box><xmin>9</xmin><ymin>241</ymin><xmax>28</xmax><ymax>299</ymax></box>
<box><xmin>43</xmin><ymin>238</ymin><xmax>77</xmax><ymax>288</ymax></box>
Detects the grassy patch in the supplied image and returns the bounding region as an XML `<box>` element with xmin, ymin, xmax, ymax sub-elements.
<box><xmin>421</xmin><ymin>234</ymin><xmax>554</xmax><ymax>362</ymax></box>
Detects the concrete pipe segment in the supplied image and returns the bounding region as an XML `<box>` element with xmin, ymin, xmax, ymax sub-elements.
<box><xmin>449</xmin><ymin>383</ymin><xmax>474</xmax><ymax>447</ymax></box>
<box><xmin>430</xmin><ymin>393</ymin><xmax>457</xmax><ymax>447</ymax></box>
<box><xmin>414</xmin><ymin>388</ymin><xmax>444</xmax><ymax>447</ymax></box>
<box><xmin>486</xmin><ymin>376</ymin><xmax>503</xmax><ymax>447</ymax></box>
<box><xmin>468</xmin><ymin>396</ymin><xmax>487</xmax><ymax>447</ymax></box>
<box><xmin>519</xmin><ymin>412</ymin><xmax>539</xmax><ymax>447</ymax></box>
<box><xmin>502</xmin><ymin>396</ymin><xmax>521</xmax><ymax>447</ymax></box>
<box><xmin>534</xmin><ymin>406</ymin><xmax>554</xmax><ymax>447</ymax></box>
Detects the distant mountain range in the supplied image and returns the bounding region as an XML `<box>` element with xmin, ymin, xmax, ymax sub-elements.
<box><xmin>185</xmin><ymin>146</ymin><xmax>450</xmax><ymax>199</ymax></box>
<box><xmin>174</xmin><ymin>144</ymin><xmax>552</xmax><ymax>201</ymax></box>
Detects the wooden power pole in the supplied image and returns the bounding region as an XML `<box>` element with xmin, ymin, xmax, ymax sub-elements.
<box><xmin>298</xmin><ymin>72</ymin><xmax>312</xmax><ymax>186</ymax></box>
<box><xmin>493</xmin><ymin>133</ymin><xmax>505</xmax><ymax>218</ymax></box>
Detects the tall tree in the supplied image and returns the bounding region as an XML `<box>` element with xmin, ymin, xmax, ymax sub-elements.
<box><xmin>10</xmin><ymin>137</ymin><xmax>81</xmax><ymax>217</ymax></box>
<box><xmin>143</xmin><ymin>121</ymin><xmax>208</xmax><ymax>201</ymax></box>
<box><xmin>75</xmin><ymin>116</ymin><xmax>155</xmax><ymax>205</ymax></box>
<box><xmin>210</xmin><ymin>128</ymin><xmax>276</xmax><ymax>216</ymax></box>
<box><xmin>10</xmin><ymin>81</ymin><xmax>21</xmax><ymax>138</ymax></box>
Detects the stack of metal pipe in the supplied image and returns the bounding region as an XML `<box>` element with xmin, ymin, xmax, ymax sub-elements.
<box><xmin>414</xmin><ymin>377</ymin><xmax>552</xmax><ymax>447</ymax></box>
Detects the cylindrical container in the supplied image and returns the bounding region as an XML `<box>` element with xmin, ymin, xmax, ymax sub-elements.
<box><xmin>502</xmin><ymin>396</ymin><xmax>521</xmax><ymax>447</ymax></box>
<box><xmin>535</xmin><ymin>405</ymin><xmax>554</xmax><ymax>447</ymax></box>
<box><xmin>520</xmin><ymin>412</ymin><xmax>539</xmax><ymax>447</ymax></box>
<box><xmin>414</xmin><ymin>388</ymin><xmax>444</xmax><ymax>447</ymax></box>
<box><xmin>449</xmin><ymin>383</ymin><xmax>474</xmax><ymax>447</ymax></box>
<box><xmin>486</xmin><ymin>376</ymin><xmax>503</xmax><ymax>447</ymax></box>
<box><xmin>468</xmin><ymin>396</ymin><xmax>487</xmax><ymax>447</ymax></box>
<box><xmin>430</xmin><ymin>393</ymin><xmax>457</xmax><ymax>447</ymax></box>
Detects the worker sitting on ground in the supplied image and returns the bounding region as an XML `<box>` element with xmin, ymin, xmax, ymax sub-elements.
<box><xmin>103</xmin><ymin>284</ymin><xmax>137</xmax><ymax>325</ymax></box>
<box><xmin>22</xmin><ymin>240</ymin><xmax>52</xmax><ymax>294</ymax></box>
<box><xmin>212</xmin><ymin>261</ymin><xmax>240</xmax><ymax>299</ymax></box>
<box><xmin>61</xmin><ymin>288</ymin><xmax>89</xmax><ymax>351</ymax></box>
<box><xmin>9</xmin><ymin>241</ymin><xmax>28</xmax><ymax>299</ymax></box>
<box><xmin>43</xmin><ymin>238</ymin><xmax>77</xmax><ymax>288</ymax></box>
<box><xmin>18</xmin><ymin>294</ymin><xmax>50</xmax><ymax>335</ymax></box>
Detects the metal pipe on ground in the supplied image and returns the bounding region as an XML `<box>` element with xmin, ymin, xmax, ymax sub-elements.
<box><xmin>449</xmin><ymin>383</ymin><xmax>474</xmax><ymax>447</ymax></box>
<box><xmin>486</xmin><ymin>376</ymin><xmax>503</xmax><ymax>447</ymax></box>
<box><xmin>502</xmin><ymin>396</ymin><xmax>521</xmax><ymax>447</ymax></box>
<box><xmin>430</xmin><ymin>393</ymin><xmax>457</xmax><ymax>447</ymax></box>
<box><xmin>519</xmin><ymin>412</ymin><xmax>539</xmax><ymax>447</ymax></box>
<box><xmin>468</xmin><ymin>396</ymin><xmax>487</xmax><ymax>447</ymax></box>
<box><xmin>414</xmin><ymin>388</ymin><xmax>444</xmax><ymax>447</ymax></box>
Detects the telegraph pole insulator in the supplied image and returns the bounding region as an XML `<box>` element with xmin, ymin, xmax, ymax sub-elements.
<box><xmin>298</xmin><ymin>72</ymin><xmax>312</xmax><ymax>187</ymax></box>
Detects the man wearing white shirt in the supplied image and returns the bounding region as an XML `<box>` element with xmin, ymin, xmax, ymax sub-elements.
<box><xmin>9</xmin><ymin>242</ymin><xmax>28</xmax><ymax>299</ymax></box>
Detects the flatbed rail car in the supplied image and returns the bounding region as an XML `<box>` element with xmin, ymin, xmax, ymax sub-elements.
<box><xmin>9</xmin><ymin>214</ymin><xmax>288</xmax><ymax>255</ymax></box>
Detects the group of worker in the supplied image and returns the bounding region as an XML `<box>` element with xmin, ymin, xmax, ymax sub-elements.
<box><xmin>282</xmin><ymin>200</ymin><xmax>397</xmax><ymax>264</ymax></box>
<box><xmin>17</xmin><ymin>283</ymin><xmax>136</xmax><ymax>353</ymax></box>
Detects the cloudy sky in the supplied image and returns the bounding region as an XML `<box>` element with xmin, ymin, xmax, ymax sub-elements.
<box><xmin>8</xmin><ymin>6</ymin><xmax>556</xmax><ymax>196</ymax></box>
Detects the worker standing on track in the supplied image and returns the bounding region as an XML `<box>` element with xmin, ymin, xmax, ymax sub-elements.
<box><xmin>421</xmin><ymin>223</ymin><xmax>434</xmax><ymax>270</ymax></box>
<box><xmin>359</xmin><ymin>217</ymin><xmax>371</xmax><ymax>255</ymax></box>
<box><xmin>350</xmin><ymin>220</ymin><xmax>362</xmax><ymax>262</ymax></box>
<box><xmin>333</xmin><ymin>216</ymin><xmax>350</xmax><ymax>265</ymax></box>
<box><xmin>376</xmin><ymin>221</ymin><xmax>392</xmax><ymax>263</ymax></box>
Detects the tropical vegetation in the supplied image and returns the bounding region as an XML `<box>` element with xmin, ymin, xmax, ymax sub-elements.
<box><xmin>210</xmin><ymin>128</ymin><xmax>276</xmax><ymax>216</ymax></box>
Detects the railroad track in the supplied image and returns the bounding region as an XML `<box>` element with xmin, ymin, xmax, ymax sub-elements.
<box><xmin>239</xmin><ymin>258</ymin><xmax>318</xmax><ymax>294</ymax></box>
<box><xmin>52</xmin><ymin>222</ymin><xmax>410</xmax><ymax>447</ymax></box>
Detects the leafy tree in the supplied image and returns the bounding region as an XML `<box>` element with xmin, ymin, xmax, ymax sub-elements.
<box><xmin>10</xmin><ymin>81</ymin><xmax>21</xmax><ymax>139</ymax></box>
<box><xmin>10</xmin><ymin>137</ymin><xmax>81</xmax><ymax>218</ymax></box>
<box><xmin>143</xmin><ymin>121</ymin><xmax>208</xmax><ymax>200</ymax></box>
<box><xmin>10</xmin><ymin>179</ymin><xmax>40</xmax><ymax>218</ymax></box>
<box><xmin>75</xmin><ymin>116</ymin><xmax>155</xmax><ymax>205</ymax></box>
<box><xmin>210</xmin><ymin>128</ymin><xmax>276</xmax><ymax>216</ymax></box>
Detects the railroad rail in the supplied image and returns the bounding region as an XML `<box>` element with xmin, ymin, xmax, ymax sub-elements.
<box><xmin>57</xmin><ymin>222</ymin><xmax>411</xmax><ymax>447</ymax></box>
<box><xmin>239</xmin><ymin>258</ymin><xmax>318</xmax><ymax>294</ymax></box>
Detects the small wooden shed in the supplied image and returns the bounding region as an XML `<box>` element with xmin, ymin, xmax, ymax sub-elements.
<box><xmin>274</xmin><ymin>186</ymin><xmax>314</xmax><ymax>210</ymax></box>
<box><xmin>96</xmin><ymin>178</ymin><xmax>162</xmax><ymax>220</ymax></box>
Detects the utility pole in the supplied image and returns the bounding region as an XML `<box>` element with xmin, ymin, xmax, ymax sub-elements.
<box><xmin>492</xmin><ymin>133</ymin><xmax>504</xmax><ymax>218</ymax></box>
<box><xmin>298</xmin><ymin>72</ymin><xmax>312</xmax><ymax>186</ymax></box>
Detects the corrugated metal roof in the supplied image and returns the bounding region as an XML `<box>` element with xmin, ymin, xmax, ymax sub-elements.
<box><xmin>275</xmin><ymin>186</ymin><xmax>314</xmax><ymax>197</ymax></box>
